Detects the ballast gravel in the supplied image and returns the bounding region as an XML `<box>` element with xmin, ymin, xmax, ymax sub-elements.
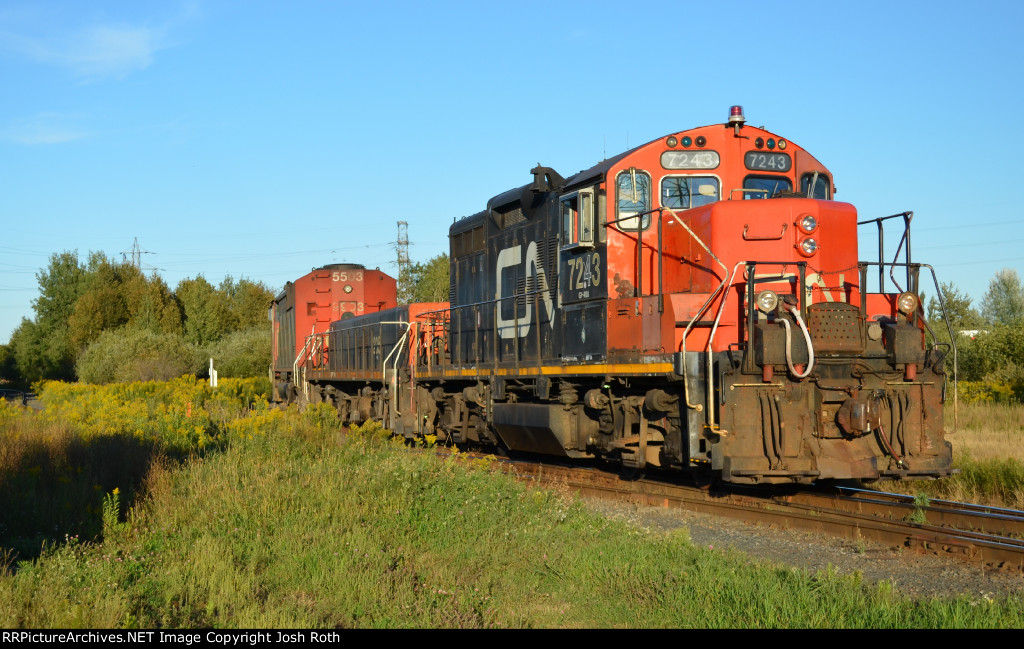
<box><xmin>581</xmin><ymin>497</ymin><xmax>1024</xmax><ymax>602</ymax></box>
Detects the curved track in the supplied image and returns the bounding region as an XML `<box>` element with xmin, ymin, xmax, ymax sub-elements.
<box><xmin>469</xmin><ymin>452</ymin><xmax>1024</xmax><ymax>575</ymax></box>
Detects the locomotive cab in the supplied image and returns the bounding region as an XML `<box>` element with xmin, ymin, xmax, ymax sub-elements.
<box><xmin>270</xmin><ymin>264</ymin><xmax>397</xmax><ymax>404</ymax></box>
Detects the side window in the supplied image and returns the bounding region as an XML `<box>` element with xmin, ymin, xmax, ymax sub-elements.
<box><xmin>742</xmin><ymin>175</ymin><xmax>792</xmax><ymax>199</ymax></box>
<box><xmin>561</xmin><ymin>195</ymin><xmax>577</xmax><ymax>243</ymax></box>
<box><xmin>561</xmin><ymin>188</ymin><xmax>595</xmax><ymax>249</ymax></box>
<box><xmin>579</xmin><ymin>191</ymin><xmax>594</xmax><ymax>243</ymax></box>
<box><xmin>801</xmin><ymin>173</ymin><xmax>831</xmax><ymax>199</ymax></box>
<box><xmin>616</xmin><ymin>169</ymin><xmax>651</xmax><ymax>230</ymax></box>
<box><xmin>662</xmin><ymin>176</ymin><xmax>720</xmax><ymax>210</ymax></box>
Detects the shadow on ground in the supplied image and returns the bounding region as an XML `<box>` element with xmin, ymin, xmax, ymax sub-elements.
<box><xmin>0</xmin><ymin>432</ymin><xmax>200</xmax><ymax>566</ymax></box>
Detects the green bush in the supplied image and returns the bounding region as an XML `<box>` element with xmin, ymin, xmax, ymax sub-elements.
<box><xmin>76</xmin><ymin>327</ymin><xmax>203</xmax><ymax>384</ymax></box>
<box><xmin>207</xmin><ymin>326</ymin><xmax>271</xmax><ymax>379</ymax></box>
<box><xmin>958</xmin><ymin>364</ymin><xmax>1024</xmax><ymax>404</ymax></box>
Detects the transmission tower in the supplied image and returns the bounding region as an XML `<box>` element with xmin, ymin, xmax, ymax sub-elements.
<box><xmin>396</xmin><ymin>220</ymin><xmax>410</xmax><ymax>281</ymax></box>
<box><xmin>120</xmin><ymin>237</ymin><xmax>156</xmax><ymax>271</ymax></box>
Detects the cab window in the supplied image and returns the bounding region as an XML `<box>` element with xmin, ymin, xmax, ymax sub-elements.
<box><xmin>801</xmin><ymin>173</ymin><xmax>830</xmax><ymax>199</ymax></box>
<box><xmin>662</xmin><ymin>176</ymin><xmax>720</xmax><ymax>210</ymax></box>
<box><xmin>561</xmin><ymin>189</ymin><xmax>595</xmax><ymax>248</ymax></box>
<box><xmin>742</xmin><ymin>175</ymin><xmax>792</xmax><ymax>199</ymax></box>
<box><xmin>616</xmin><ymin>169</ymin><xmax>651</xmax><ymax>230</ymax></box>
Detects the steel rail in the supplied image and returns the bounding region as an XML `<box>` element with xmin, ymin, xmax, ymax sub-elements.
<box><xmin>493</xmin><ymin>460</ymin><xmax>1024</xmax><ymax>574</ymax></box>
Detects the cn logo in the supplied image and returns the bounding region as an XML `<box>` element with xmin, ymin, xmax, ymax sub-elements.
<box><xmin>495</xmin><ymin>241</ymin><xmax>555</xmax><ymax>339</ymax></box>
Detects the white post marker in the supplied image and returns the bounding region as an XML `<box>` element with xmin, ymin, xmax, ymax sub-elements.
<box><xmin>209</xmin><ymin>358</ymin><xmax>218</xmax><ymax>388</ymax></box>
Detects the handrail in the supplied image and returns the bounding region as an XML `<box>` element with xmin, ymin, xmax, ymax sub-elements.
<box><xmin>419</xmin><ymin>285</ymin><xmax>555</xmax><ymax>368</ymax></box>
<box><xmin>293</xmin><ymin>325</ymin><xmax>317</xmax><ymax>401</ymax></box>
<box><xmin>857</xmin><ymin>211</ymin><xmax>913</xmax><ymax>293</ymax></box>
<box><xmin>377</xmin><ymin>321</ymin><xmax>412</xmax><ymax>421</ymax></box>
<box><xmin>606</xmin><ymin>205</ymin><xmax>737</xmax><ymax>432</ymax></box>
<box><xmin>856</xmin><ymin>212</ymin><xmax>957</xmax><ymax>427</ymax></box>
<box><xmin>657</xmin><ymin>206</ymin><xmax>730</xmax><ymax>428</ymax></box>
<box><xmin>858</xmin><ymin>261</ymin><xmax>958</xmax><ymax>430</ymax></box>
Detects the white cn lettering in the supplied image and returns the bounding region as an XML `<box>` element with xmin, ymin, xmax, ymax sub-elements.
<box><xmin>495</xmin><ymin>241</ymin><xmax>555</xmax><ymax>340</ymax></box>
<box><xmin>805</xmin><ymin>272</ymin><xmax>844</xmax><ymax>304</ymax></box>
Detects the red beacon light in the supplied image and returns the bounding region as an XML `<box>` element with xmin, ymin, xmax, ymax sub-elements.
<box><xmin>728</xmin><ymin>105</ymin><xmax>745</xmax><ymax>135</ymax></box>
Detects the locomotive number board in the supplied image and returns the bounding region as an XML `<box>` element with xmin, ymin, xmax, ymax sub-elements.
<box><xmin>744</xmin><ymin>152</ymin><xmax>791</xmax><ymax>171</ymax></box>
<box><xmin>661</xmin><ymin>150</ymin><xmax>720</xmax><ymax>170</ymax></box>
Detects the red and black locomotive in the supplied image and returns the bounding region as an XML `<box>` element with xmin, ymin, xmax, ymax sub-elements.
<box><xmin>272</xmin><ymin>107</ymin><xmax>956</xmax><ymax>485</ymax></box>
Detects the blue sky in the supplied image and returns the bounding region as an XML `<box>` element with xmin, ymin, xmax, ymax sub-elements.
<box><xmin>2</xmin><ymin>0</ymin><xmax>1022</xmax><ymax>341</ymax></box>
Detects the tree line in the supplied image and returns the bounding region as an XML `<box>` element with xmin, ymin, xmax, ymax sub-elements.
<box><xmin>927</xmin><ymin>268</ymin><xmax>1024</xmax><ymax>400</ymax></box>
<box><xmin>0</xmin><ymin>251</ymin><xmax>275</xmax><ymax>386</ymax></box>
<box><xmin>3</xmin><ymin>249</ymin><xmax>1020</xmax><ymax>399</ymax></box>
<box><xmin>0</xmin><ymin>251</ymin><xmax>452</xmax><ymax>388</ymax></box>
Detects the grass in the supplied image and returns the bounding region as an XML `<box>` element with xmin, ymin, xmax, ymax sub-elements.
<box><xmin>948</xmin><ymin>401</ymin><xmax>1024</xmax><ymax>464</ymax></box>
<box><xmin>1</xmin><ymin>385</ymin><xmax>1023</xmax><ymax>628</ymax></box>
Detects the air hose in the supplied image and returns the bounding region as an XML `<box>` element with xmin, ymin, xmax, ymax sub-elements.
<box><xmin>781</xmin><ymin>305</ymin><xmax>815</xmax><ymax>379</ymax></box>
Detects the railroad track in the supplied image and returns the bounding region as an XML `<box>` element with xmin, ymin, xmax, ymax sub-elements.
<box><xmin>478</xmin><ymin>455</ymin><xmax>1024</xmax><ymax>575</ymax></box>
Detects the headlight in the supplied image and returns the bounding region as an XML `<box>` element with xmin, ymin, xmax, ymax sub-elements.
<box><xmin>798</xmin><ymin>238</ymin><xmax>818</xmax><ymax>256</ymax></box>
<box><xmin>897</xmin><ymin>291</ymin><xmax>919</xmax><ymax>315</ymax></box>
<box><xmin>755</xmin><ymin>290</ymin><xmax>779</xmax><ymax>314</ymax></box>
<box><xmin>797</xmin><ymin>214</ymin><xmax>817</xmax><ymax>234</ymax></box>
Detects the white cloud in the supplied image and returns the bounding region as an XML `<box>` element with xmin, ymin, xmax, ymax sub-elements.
<box><xmin>1</xmin><ymin>112</ymin><xmax>92</xmax><ymax>145</ymax></box>
<box><xmin>0</xmin><ymin>14</ymin><xmax>172</xmax><ymax>81</ymax></box>
<box><xmin>64</xmin><ymin>24</ymin><xmax>162</xmax><ymax>79</ymax></box>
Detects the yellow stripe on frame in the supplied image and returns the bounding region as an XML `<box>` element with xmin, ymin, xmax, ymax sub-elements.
<box><xmin>436</xmin><ymin>363</ymin><xmax>674</xmax><ymax>378</ymax></box>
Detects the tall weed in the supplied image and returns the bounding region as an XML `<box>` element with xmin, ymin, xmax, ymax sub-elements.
<box><xmin>0</xmin><ymin>377</ymin><xmax>269</xmax><ymax>560</ymax></box>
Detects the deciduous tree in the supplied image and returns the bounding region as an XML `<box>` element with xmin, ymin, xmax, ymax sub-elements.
<box><xmin>981</xmin><ymin>268</ymin><xmax>1024</xmax><ymax>326</ymax></box>
<box><xmin>400</xmin><ymin>253</ymin><xmax>450</xmax><ymax>304</ymax></box>
<box><xmin>15</xmin><ymin>251</ymin><xmax>89</xmax><ymax>380</ymax></box>
<box><xmin>218</xmin><ymin>275</ymin><xmax>275</xmax><ymax>331</ymax></box>
<box><xmin>927</xmin><ymin>281</ymin><xmax>983</xmax><ymax>333</ymax></box>
<box><xmin>176</xmin><ymin>276</ymin><xmax>230</xmax><ymax>347</ymax></box>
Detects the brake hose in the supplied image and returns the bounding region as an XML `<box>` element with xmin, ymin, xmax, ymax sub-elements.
<box><xmin>780</xmin><ymin>305</ymin><xmax>815</xmax><ymax>379</ymax></box>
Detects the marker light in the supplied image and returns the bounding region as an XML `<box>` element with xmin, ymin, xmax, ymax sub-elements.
<box><xmin>798</xmin><ymin>238</ymin><xmax>818</xmax><ymax>256</ymax></box>
<box><xmin>755</xmin><ymin>290</ymin><xmax>779</xmax><ymax>314</ymax></box>
<box><xmin>755</xmin><ymin>137</ymin><xmax>764</xmax><ymax>149</ymax></box>
<box><xmin>767</xmin><ymin>138</ymin><xmax>776</xmax><ymax>150</ymax></box>
<box><xmin>897</xmin><ymin>291</ymin><xmax>919</xmax><ymax>315</ymax></box>
<box><xmin>666</xmin><ymin>136</ymin><xmax>678</xmax><ymax>147</ymax></box>
<box><xmin>695</xmin><ymin>136</ymin><xmax>707</xmax><ymax>147</ymax></box>
<box><xmin>778</xmin><ymin>139</ymin><xmax>787</xmax><ymax>150</ymax></box>
<box><xmin>681</xmin><ymin>136</ymin><xmax>692</xmax><ymax>147</ymax></box>
<box><xmin>797</xmin><ymin>214</ymin><xmax>817</xmax><ymax>234</ymax></box>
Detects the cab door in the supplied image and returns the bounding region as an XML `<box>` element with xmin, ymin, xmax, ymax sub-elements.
<box><xmin>559</xmin><ymin>187</ymin><xmax>607</xmax><ymax>360</ymax></box>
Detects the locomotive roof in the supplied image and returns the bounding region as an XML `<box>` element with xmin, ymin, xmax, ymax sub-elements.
<box><xmin>450</xmin><ymin>118</ymin><xmax>807</xmax><ymax>234</ymax></box>
<box><xmin>450</xmin><ymin>149</ymin><xmax>635</xmax><ymax>235</ymax></box>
